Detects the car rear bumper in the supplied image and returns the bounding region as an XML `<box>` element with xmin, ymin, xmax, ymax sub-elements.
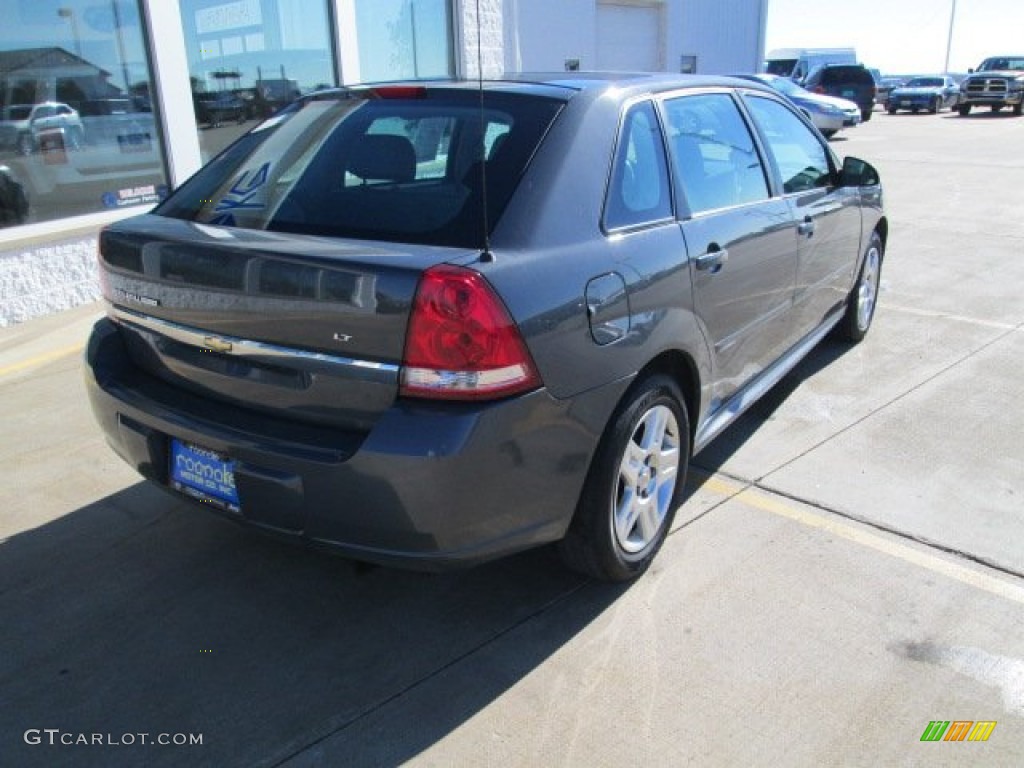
<box><xmin>86</xmin><ymin>318</ymin><xmax>627</xmax><ymax>570</ymax></box>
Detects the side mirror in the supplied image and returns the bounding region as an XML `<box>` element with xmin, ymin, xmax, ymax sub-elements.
<box><xmin>841</xmin><ymin>156</ymin><xmax>880</xmax><ymax>187</ymax></box>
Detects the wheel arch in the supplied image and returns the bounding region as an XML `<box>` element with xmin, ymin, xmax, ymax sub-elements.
<box><xmin>632</xmin><ymin>349</ymin><xmax>701</xmax><ymax>446</ymax></box>
<box><xmin>874</xmin><ymin>216</ymin><xmax>889</xmax><ymax>253</ymax></box>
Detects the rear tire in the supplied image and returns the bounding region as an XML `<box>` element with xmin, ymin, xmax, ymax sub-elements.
<box><xmin>887</xmin><ymin>105</ymin><xmax>897</xmax><ymax>115</ymax></box>
<box><xmin>16</xmin><ymin>132</ymin><xmax>33</xmax><ymax>156</ymax></box>
<box><xmin>559</xmin><ymin>375</ymin><xmax>689</xmax><ymax>582</ymax></box>
<box><xmin>836</xmin><ymin>231</ymin><xmax>883</xmax><ymax>343</ymax></box>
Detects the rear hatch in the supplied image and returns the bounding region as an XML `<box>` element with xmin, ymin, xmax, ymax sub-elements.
<box><xmin>99</xmin><ymin>85</ymin><xmax>566</xmax><ymax>432</ymax></box>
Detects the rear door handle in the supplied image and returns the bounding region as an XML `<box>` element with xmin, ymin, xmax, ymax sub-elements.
<box><xmin>797</xmin><ymin>216</ymin><xmax>816</xmax><ymax>237</ymax></box>
<box><xmin>695</xmin><ymin>245</ymin><xmax>728</xmax><ymax>273</ymax></box>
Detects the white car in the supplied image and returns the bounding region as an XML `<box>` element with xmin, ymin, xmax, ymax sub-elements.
<box><xmin>0</xmin><ymin>102</ymin><xmax>84</xmax><ymax>155</ymax></box>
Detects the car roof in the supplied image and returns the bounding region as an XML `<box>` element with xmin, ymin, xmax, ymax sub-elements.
<box><xmin>308</xmin><ymin>73</ymin><xmax>775</xmax><ymax>105</ymax></box>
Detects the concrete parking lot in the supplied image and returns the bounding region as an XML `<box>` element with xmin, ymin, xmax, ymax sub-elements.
<box><xmin>2</xmin><ymin>107</ymin><xmax>1023</xmax><ymax>767</ymax></box>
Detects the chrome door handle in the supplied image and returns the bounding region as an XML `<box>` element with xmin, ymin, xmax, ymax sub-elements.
<box><xmin>695</xmin><ymin>247</ymin><xmax>728</xmax><ymax>273</ymax></box>
<box><xmin>797</xmin><ymin>216</ymin><xmax>816</xmax><ymax>237</ymax></box>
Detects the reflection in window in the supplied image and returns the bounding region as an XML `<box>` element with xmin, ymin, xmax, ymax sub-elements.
<box><xmin>744</xmin><ymin>95</ymin><xmax>831</xmax><ymax>194</ymax></box>
<box><xmin>0</xmin><ymin>0</ymin><xmax>167</xmax><ymax>228</ymax></box>
<box><xmin>179</xmin><ymin>0</ymin><xmax>337</xmax><ymax>162</ymax></box>
<box><xmin>354</xmin><ymin>0</ymin><xmax>452</xmax><ymax>82</ymax></box>
<box><xmin>663</xmin><ymin>93</ymin><xmax>769</xmax><ymax>215</ymax></box>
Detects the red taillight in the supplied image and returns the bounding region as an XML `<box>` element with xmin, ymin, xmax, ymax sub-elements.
<box><xmin>401</xmin><ymin>265</ymin><xmax>542</xmax><ymax>400</ymax></box>
<box><xmin>370</xmin><ymin>85</ymin><xmax>427</xmax><ymax>100</ymax></box>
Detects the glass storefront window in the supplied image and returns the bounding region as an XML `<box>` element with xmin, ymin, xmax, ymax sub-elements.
<box><xmin>178</xmin><ymin>0</ymin><xmax>337</xmax><ymax>162</ymax></box>
<box><xmin>0</xmin><ymin>0</ymin><xmax>168</xmax><ymax>229</ymax></box>
<box><xmin>354</xmin><ymin>0</ymin><xmax>452</xmax><ymax>83</ymax></box>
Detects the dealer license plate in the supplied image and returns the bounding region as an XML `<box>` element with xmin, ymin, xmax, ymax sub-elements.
<box><xmin>170</xmin><ymin>439</ymin><xmax>240</xmax><ymax>512</ymax></box>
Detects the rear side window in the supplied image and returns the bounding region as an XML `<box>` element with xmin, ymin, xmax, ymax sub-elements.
<box><xmin>158</xmin><ymin>89</ymin><xmax>563</xmax><ymax>248</ymax></box>
<box><xmin>603</xmin><ymin>101</ymin><xmax>673</xmax><ymax>231</ymax></box>
<box><xmin>662</xmin><ymin>93</ymin><xmax>769</xmax><ymax>215</ymax></box>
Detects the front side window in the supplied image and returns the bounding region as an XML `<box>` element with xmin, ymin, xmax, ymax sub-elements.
<box><xmin>603</xmin><ymin>100</ymin><xmax>673</xmax><ymax>231</ymax></box>
<box><xmin>661</xmin><ymin>93</ymin><xmax>769</xmax><ymax>215</ymax></box>
<box><xmin>0</xmin><ymin>0</ymin><xmax>168</xmax><ymax>229</ymax></box>
<box><xmin>744</xmin><ymin>95</ymin><xmax>832</xmax><ymax>195</ymax></box>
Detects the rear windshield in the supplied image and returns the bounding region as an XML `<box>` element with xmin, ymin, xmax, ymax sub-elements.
<box><xmin>157</xmin><ymin>88</ymin><xmax>565</xmax><ymax>248</ymax></box>
<box><xmin>4</xmin><ymin>106</ymin><xmax>32</xmax><ymax>120</ymax></box>
<box><xmin>764</xmin><ymin>59</ymin><xmax>796</xmax><ymax>76</ymax></box>
<box><xmin>819</xmin><ymin>67</ymin><xmax>873</xmax><ymax>85</ymax></box>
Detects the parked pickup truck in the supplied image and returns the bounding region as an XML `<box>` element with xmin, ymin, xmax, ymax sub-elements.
<box><xmin>957</xmin><ymin>56</ymin><xmax>1024</xmax><ymax>116</ymax></box>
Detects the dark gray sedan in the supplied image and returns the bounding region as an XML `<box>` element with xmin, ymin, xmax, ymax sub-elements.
<box><xmin>86</xmin><ymin>74</ymin><xmax>887</xmax><ymax>582</ymax></box>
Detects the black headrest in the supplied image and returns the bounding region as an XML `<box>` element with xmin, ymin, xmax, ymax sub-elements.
<box><xmin>348</xmin><ymin>134</ymin><xmax>416</xmax><ymax>183</ymax></box>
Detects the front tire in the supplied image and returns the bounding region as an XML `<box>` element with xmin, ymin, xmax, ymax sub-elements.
<box><xmin>559</xmin><ymin>376</ymin><xmax>690</xmax><ymax>582</ymax></box>
<box><xmin>958</xmin><ymin>104</ymin><xmax>971</xmax><ymax>116</ymax></box>
<box><xmin>930</xmin><ymin>96</ymin><xmax>941</xmax><ymax>114</ymax></box>
<box><xmin>836</xmin><ymin>231</ymin><xmax>883</xmax><ymax>342</ymax></box>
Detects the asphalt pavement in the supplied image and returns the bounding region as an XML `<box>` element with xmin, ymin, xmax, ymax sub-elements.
<box><xmin>2</xmin><ymin>106</ymin><xmax>1022</xmax><ymax>767</ymax></box>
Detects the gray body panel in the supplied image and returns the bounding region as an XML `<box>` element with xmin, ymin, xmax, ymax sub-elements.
<box><xmin>85</xmin><ymin>74</ymin><xmax>886</xmax><ymax>569</ymax></box>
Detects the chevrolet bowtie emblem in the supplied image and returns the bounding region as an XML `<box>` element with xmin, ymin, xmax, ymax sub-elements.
<box><xmin>203</xmin><ymin>336</ymin><xmax>233</xmax><ymax>353</ymax></box>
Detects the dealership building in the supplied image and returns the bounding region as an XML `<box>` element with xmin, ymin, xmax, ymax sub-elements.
<box><xmin>0</xmin><ymin>0</ymin><xmax>767</xmax><ymax>325</ymax></box>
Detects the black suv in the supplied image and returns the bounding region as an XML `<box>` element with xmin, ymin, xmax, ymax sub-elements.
<box><xmin>192</xmin><ymin>92</ymin><xmax>249</xmax><ymax>128</ymax></box>
<box><xmin>803</xmin><ymin>64</ymin><xmax>877</xmax><ymax>121</ymax></box>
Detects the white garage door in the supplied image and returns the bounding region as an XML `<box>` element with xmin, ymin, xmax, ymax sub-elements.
<box><xmin>596</xmin><ymin>3</ymin><xmax>663</xmax><ymax>72</ymax></box>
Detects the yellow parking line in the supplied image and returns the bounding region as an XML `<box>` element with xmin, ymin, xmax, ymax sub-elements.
<box><xmin>0</xmin><ymin>344</ymin><xmax>83</xmax><ymax>379</ymax></box>
<box><xmin>698</xmin><ymin>474</ymin><xmax>1024</xmax><ymax>605</ymax></box>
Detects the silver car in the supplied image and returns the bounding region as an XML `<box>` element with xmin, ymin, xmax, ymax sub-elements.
<box><xmin>86</xmin><ymin>74</ymin><xmax>887</xmax><ymax>582</ymax></box>
<box><xmin>734</xmin><ymin>73</ymin><xmax>861</xmax><ymax>136</ymax></box>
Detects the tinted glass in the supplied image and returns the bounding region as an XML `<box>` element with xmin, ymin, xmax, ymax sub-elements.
<box><xmin>662</xmin><ymin>93</ymin><xmax>769</xmax><ymax>215</ymax></box>
<box><xmin>764</xmin><ymin>59</ymin><xmax>796</xmax><ymax>76</ymax></box>
<box><xmin>744</xmin><ymin>95</ymin><xmax>832</xmax><ymax>194</ymax></box>
<box><xmin>819</xmin><ymin>67</ymin><xmax>873</xmax><ymax>85</ymax></box>
<box><xmin>604</xmin><ymin>100</ymin><xmax>673</xmax><ymax>230</ymax></box>
<box><xmin>158</xmin><ymin>89</ymin><xmax>563</xmax><ymax>248</ymax></box>
<box><xmin>979</xmin><ymin>58</ymin><xmax>1024</xmax><ymax>71</ymax></box>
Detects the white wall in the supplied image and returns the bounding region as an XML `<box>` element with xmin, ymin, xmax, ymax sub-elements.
<box><xmin>506</xmin><ymin>0</ymin><xmax>596</xmax><ymax>72</ymax></box>
<box><xmin>508</xmin><ymin>0</ymin><xmax>766</xmax><ymax>75</ymax></box>
<box><xmin>456</xmin><ymin>0</ymin><xmax>506</xmax><ymax>78</ymax></box>
<box><xmin>677</xmin><ymin>0</ymin><xmax>766</xmax><ymax>74</ymax></box>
